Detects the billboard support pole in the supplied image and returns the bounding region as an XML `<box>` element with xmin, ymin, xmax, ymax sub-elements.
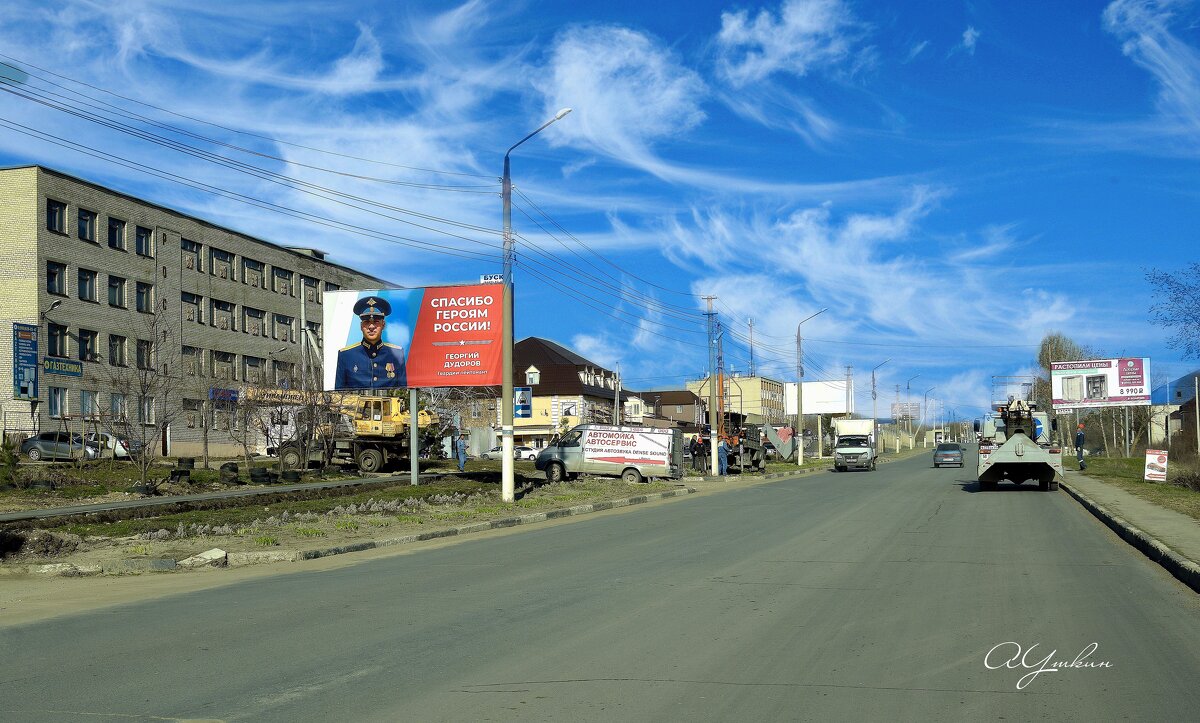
<box><xmin>409</xmin><ymin>387</ymin><xmax>419</xmax><ymax>486</ymax></box>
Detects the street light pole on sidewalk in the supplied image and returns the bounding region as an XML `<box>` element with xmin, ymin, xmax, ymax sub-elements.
<box><xmin>795</xmin><ymin>308</ymin><xmax>827</xmax><ymax>466</ymax></box>
<box><xmin>501</xmin><ymin>108</ymin><xmax>572</xmax><ymax>503</ymax></box>
<box><xmin>871</xmin><ymin>360</ymin><xmax>889</xmax><ymax>454</ymax></box>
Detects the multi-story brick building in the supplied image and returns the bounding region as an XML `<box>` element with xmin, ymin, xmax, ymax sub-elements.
<box><xmin>0</xmin><ymin>166</ymin><xmax>388</xmax><ymax>456</ymax></box>
<box><xmin>687</xmin><ymin>374</ymin><xmax>787</xmax><ymax>425</ymax></box>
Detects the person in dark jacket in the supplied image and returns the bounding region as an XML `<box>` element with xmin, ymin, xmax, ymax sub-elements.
<box><xmin>689</xmin><ymin>435</ymin><xmax>701</xmax><ymax>471</ymax></box>
<box><xmin>1075</xmin><ymin>423</ymin><xmax>1086</xmax><ymax>470</ymax></box>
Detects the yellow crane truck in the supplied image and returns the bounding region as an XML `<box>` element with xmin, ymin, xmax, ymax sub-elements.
<box><xmin>277</xmin><ymin>395</ymin><xmax>437</xmax><ymax>473</ymax></box>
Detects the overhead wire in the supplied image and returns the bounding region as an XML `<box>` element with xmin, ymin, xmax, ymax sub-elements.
<box><xmin>0</xmin><ymin>53</ymin><xmax>493</xmax><ymax>180</ymax></box>
<box><xmin>0</xmin><ymin>117</ymin><xmax>502</xmax><ymax>263</ymax></box>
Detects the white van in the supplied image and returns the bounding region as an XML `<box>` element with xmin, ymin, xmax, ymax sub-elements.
<box><xmin>535</xmin><ymin>424</ymin><xmax>684</xmax><ymax>484</ymax></box>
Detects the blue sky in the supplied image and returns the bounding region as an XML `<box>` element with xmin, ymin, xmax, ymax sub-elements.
<box><xmin>1</xmin><ymin>0</ymin><xmax>1197</xmax><ymax>418</ymax></box>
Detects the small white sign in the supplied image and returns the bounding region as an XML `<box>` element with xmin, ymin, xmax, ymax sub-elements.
<box><xmin>480</xmin><ymin>274</ymin><xmax>504</xmax><ymax>284</ymax></box>
<box><xmin>1143</xmin><ymin>449</ymin><xmax>1168</xmax><ymax>482</ymax></box>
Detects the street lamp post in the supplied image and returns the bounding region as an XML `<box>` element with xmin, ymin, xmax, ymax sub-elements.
<box><xmin>501</xmin><ymin>108</ymin><xmax>572</xmax><ymax>503</ymax></box>
<box><xmin>795</xmin><ymin>308</ymin><xmax>827</xmax><ymax>466</ymax></box>
<box><xmin>871</xmin><ymin>360</ymin><xmax>889</xmax><ymax>453</ymax></box>
<box><xmin>922</xmin><ymin>387</ymin><xmax>936</xmax><ymax>448</ymax></box>
<box><xmin>906</xmin><ymin>374</ymin><xmax>920</xmax><ymax>448</ymax></box>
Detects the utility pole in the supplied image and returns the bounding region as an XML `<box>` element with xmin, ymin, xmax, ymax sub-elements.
<box><xmin>614</xmin><ymin>362</ymin><xmax>621</xmax><ymax>427</ymax></box>
<box><xmin>845</xmin><ymin>365</ymin><xmax>854</xmax><ymax>416</ymax></box>
<box><xmin>871</xmin><ymin>360</ymin><xmax>889</xmax><ymax>453</ymax></box>
<box><xmin>748</xmin><ymin>318</ymin><xmax>755</xmax><ymax>377</ymax></box>
<box><xmin>795</xmin><ymin>308</ymin><xmax>827</xmax><ymax>466</ymax></box>
<box><xmin>704</xmin><ymin>296</ymin><xmax>718</xmax><ymax>475</ymax></box>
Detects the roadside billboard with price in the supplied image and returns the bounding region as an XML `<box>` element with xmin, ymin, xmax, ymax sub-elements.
<box><xmin>1050</xmin><ymin>357</ymin><xmax>1151</xmax><ymax>410</ymax></box>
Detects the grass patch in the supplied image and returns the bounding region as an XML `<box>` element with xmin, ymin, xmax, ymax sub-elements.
<box><xmin>394</xmin><ymin>514</ymin><xmax>423</xmax><ymax>524</ymax></box>
<box><xmin>1072</xmin><ymin>455</ymin><xmax>1200</xmax><ymax>522</ymax></box>
<box><xmin>254</xmin><ymin>535</ymin><xmax>279</xmax><ymax>547</ymax></box>
<box><xmin>334</xmin><ymin>519</ymin><xmax>359</xmax><ymax>531</ymax></box>
<box><xmin>294</xmin><ymin>527</ymin><xmax>326</xmax><ymax>538</ymax></box>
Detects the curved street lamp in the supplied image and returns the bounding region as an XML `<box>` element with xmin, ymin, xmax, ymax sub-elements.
<box><xmin>501</xmin><ymin>108</ymin><xmax>572</xmax><ymax>503</ymax></box>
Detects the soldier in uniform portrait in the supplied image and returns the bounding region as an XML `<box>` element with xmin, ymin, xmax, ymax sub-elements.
<box><xmin>335</xmin><ymin>296</ymin><xmax>407</xmax><ymax>389</ymax></box>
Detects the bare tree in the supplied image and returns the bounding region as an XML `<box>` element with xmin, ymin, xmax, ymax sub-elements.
<box><xmin>104</xmin><ymin>305</ymin><xmax>184</xmax><ymax>490</ymax></box>
<box><xmin>1147</xmin><ymin>263</ymin><xmax>1200</xmax><ymax>361</ymax></box>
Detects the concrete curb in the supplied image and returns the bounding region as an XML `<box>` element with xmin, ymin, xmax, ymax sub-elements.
<box><xmin>21</xmin><ymin>487</ymin><xmax>697</xmax><ymax>576</ymax></box>
<box><xmin>1060</xmin><ymin>480</ymin><xmax>1200</xmax><ymax>595</ymax></box>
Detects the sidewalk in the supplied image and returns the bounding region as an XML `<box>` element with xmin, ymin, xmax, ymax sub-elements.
<box><xmin>1061</xmin><ymin>471</ymin><xmax>1200</xmax><ymax>593</ymax></box>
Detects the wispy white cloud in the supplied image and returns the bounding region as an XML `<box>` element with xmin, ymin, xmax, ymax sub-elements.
<box><xmin>1104</xmin><ymin>0</ymin><xmax>1200</xmax><ymax>136</ymax></box>
<box><xmin>715</xmin><ymin>0</ymin><xmax>862</xmax><ymax>86</ymax></box>
<box><xmin>904</xmin><ymin>40</ymin><xmax>930</xmax><ymax>63</ymax></box>
<box><xmin>961</xmin><ymin>26</ymin><xmax>980</xmax><ymax>55</ymax></box>
<box><xmin>533</xmin><ymin>25</ymin><xmax>707</xmax><ymax>167</ymax></box>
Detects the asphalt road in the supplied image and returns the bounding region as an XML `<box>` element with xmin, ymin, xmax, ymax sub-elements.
<box><xmin>4</xmin><ymin>452</ymin><xmax>1200</xmax><ymax>721</ymax></box>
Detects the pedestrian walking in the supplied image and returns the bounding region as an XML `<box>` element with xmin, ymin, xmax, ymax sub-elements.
<box><xmin>456</xmin><ymin>435</ymin><xmax>468</xmax><ymax>472</ymax></box>
<box><xmin>718</xmin><ymin>437</ymin><xmax>730</xmax><ymax>476</ymax></box>
<box><xmin>1075</xmin><ymin>423</ymin><xmax>1086</xmax><ymax>470</ymax></box>
<box><xmin>689</xmin><ymin>435</ymin><xmax>701</xmax><ymax>471</ymax></box>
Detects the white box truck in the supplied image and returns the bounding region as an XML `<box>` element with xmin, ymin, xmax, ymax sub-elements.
<box><xmin>535</xmin><ymin>424</ymin><xmax>684</xmax><ymax>484</ymax></box>
<box><xmin>832</xmin><ymin>418</ymin><xmax>877</xmax><ymax>472</ymax></box>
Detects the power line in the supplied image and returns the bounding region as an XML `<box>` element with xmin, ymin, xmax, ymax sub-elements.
<box><xmin>0</xmin><ymin>53</ymin><xmax>494</xmax><ymax>180</ymax></box>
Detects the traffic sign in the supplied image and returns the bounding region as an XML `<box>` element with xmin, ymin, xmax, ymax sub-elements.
<box><xmin>515</xmin><ymin>386</ymin><xmax>532</xmax><ymax>418</ymax></box>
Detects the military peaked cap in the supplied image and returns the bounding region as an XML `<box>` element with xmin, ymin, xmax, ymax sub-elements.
<box><xmin>353</xmin><ymin>296</ymin><xmax>391</xmax><ymax>318</ymax></box>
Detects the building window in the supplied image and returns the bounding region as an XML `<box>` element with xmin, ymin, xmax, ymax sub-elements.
<box><xmin>272</xmin><ymin>267</ymin><xmax>293</xmax><ymax>295</ymax></box>
<box><xmin>526</xmin><ymin>370</ymin><xmax>540</xmax><ymax>385</ymax></box>
<box><xmin>81</xmin><ymin>390</ymin><xmax>100</xmax><ymax>421</ymax></box>
<box><xmin>46</xmin><ymin>261</ymin><xmax>67</xmax><ymax>296</ymax></box>
<box><xmin>48</xmin><ymin>387</ymin><xmax>67</xmax><ymax>418</ymax></box>
<box><xmin>108</xmin><ymin>275</ymin><xmax>126</xmax><ymax>307</ymax></box>
<box><xmin>243</xmin><ymin>307</ymin><xmax>265</xmax><ymax>336</ymax></box>
<box><xmin>676</xmin><ymin>405</ymin><xmax>683</xmax><ymax>414</ymax></box>
<box><xmin>181</xmin><ymin>238</ymin><xmax>201</xmax><ymax>271</ymax></box>
<box><xmin>77</xmin><ymin>269</ymin><xmax>97</xmax><ymax>302</ymax></box>
<box><xmin>243</xmin><ymin>356</ymin><xmax>265</xmax><ymax>384</ymax></box>
<box><xmin>306</xmin><ymin>320</ymin><xmax>322</xmax><ymax>348</ymax></box>
<box><xmin>48</xmin><ymin>323</ymin><xmax>68</xmax><ymax>358</ymax></box>
<box><xmin>274</xmin><ymin>314</ymin><xmax>294</xmax><ymax>342</ymax></box>
<box><xmin>108</xmin><ymin>334</ymin><xmax>127</xmax><ymax>366</ymax></box>
<box><xmin>135</xmin><ymin>226</ymin><xmax>153</xmax><ymax>257</ymax></box>
<box><xmin>139</xmin><ymin>395</ymin><xmax>155</xmax><ymax>425</ymax></box>
<box><xmin>108</xmin><ymin>218</ymin><xmax>127</xmax><ymax>250</ymax></box>
<box><xmin>77</xmin><ymin>209</ymin><xmax>97</xmax><ymax>242</ymax></box>
<box><xmin>273</xmin><ymin>360</ymin><xmax>293</xmax><ymax>388</ymax></box>
<box><xmin>302</xmin><ymin>275</ymin><xmax>320</xmax><ymax>303</ymax></box>
<box><xmin>242</xmin><ymin>258</ymin><xmax>265</xmax><ymax>288</ymax></box>
<box><xmin>213</xmin><ymin>351</ymin><xmax>236</xmax><ymax>380</ymax></box>
<box><xmin>136</xmin><ymin>339</ymin><xmax>154</xmax><ymax>370</ymax></box>
<box><xmin>78</xmin><ymin>329</ymin><xmax>98</xmax><ymax>362</ymax></box>
<box><xmin>46</xmin><ymin>199</ymin><xmax>67</xmax><ymax>233</ymax></box>
<box><xmin>136</xmin><ymin>282</ymin><xmax>153</xmax><ymax>313</ymax></box>
<box><xmin>183</xmin><ymin>398</ymin><xmax>204</xmax><ymax>429</ymax></box>
<box><xmin>110</xmin><ymin>392</ymin><xmax>128</xmax><ymax>422</ymax></box>
<box><xmin>183</xmin><ymin>346</ymin><xmax>203</xmax><ymax>376</ymax></box>
<box><xmin>182</xmin><ymin>292</ymin><xmax>203</xmax><ymax>323</ymax></box>
<box><xmin>209</xmin><ymin>247</ymin><xmax>235</xmax><ymax>280</ymax></box>
<box><xmin>212</xmin><ymin>299</ymin><xmax>235</xmax><ymax>330</ymax></box>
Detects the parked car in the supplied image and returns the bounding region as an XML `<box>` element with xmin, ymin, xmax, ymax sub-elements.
<box><xmin>480</xmin><ymin>446</ymin><xmax>504</xmax><ymax>460</ymax></box>
<box><xmin>933</xmin><ymin>442</ymin><xmax>964</xmax><ymax>468</ymax></box>
<box><xmin>20</xmin><ymin>432</ymin><xmax>99</xmax><ymax>462</ymax></box>
<box><xmin>84</xmin><ymin>432</ymin><xmax>144</xmax><ymax>459</ymax></box>
<box><xmin>514</xmin><ymin>445</ymin><xmax>538</xmax><ymax>461</ymax></box>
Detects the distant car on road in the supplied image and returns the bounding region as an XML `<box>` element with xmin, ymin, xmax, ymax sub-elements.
<box><xmin>480</xmin><ymin>446</ymin><xmax>504</xmax><ymax>460</ymax></box>
<box><xmin>933</xmin><ymin>442</ymin><xmax>964</xmax><ymax>468</ymax></box>
<box><xmin>20</xmin><ymin>432</ymin><xmax>99</xmax><ymax>462</ymax></box>
<box><xmin>514</xmin><ymin>445</ymin><xmax>538</xmax><ymax>461</ymax></box>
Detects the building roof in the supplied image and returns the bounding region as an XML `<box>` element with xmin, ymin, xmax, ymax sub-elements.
<box><xmin>515</xmin><ymin>337</ymin><xmax>632</xmax><ymax>401</ymax></box>
<box><xmin>3</xmin><ymin>165</ymin><xmax>394</xmax><ymax>287</ymax></box>
<box><xmin>1151</xmin><ymin>370</ymin><xmax>1200</xmax><ymax>405</ymax></box>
